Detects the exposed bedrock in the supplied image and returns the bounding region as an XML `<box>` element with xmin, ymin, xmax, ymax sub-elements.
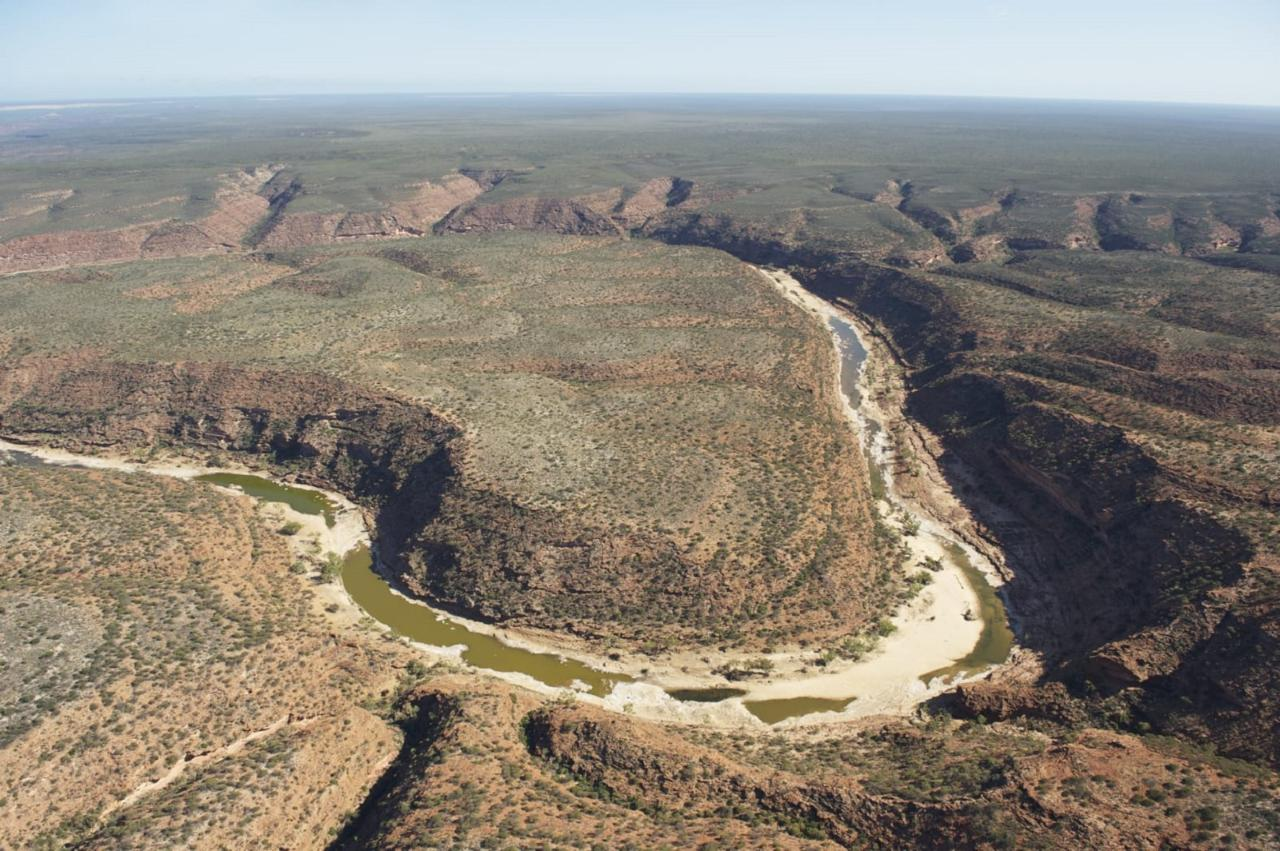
<box><xmin>522</xmin><ymin>702</ymin><xmax>977</xmax><ymax>850</ymax></box>
<box><xmin>0</xmin><ymin>167</ymin><xmax>279</xmax><ymax>274</ymax></box>
<box><xmin>435</xmin><ymin>195</ymin><xmax>625</xmax><ymax>236</ymax></box>
<box><xmin>518</xmin><ymin>695</ymin><xmax>1223</xmax><ymax>849</ymax></box>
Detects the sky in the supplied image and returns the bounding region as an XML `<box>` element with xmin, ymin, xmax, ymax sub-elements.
<box><xmin>2</xmin><ymin>0</ymin><xmax>1279</xmax><ymax>106</ymax></box>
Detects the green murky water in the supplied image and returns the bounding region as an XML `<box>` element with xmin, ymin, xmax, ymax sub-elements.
<box><xmin>665</xmin><ymin>687</ymin><xmax>748</xmax><ymax>703</ymax></box>
<box><xmin>206</xmin><ymin>463</ymin><xmax>876</xmax><ymax>723</ymax></box>
<box><xmin>340</xmin><ymin>547</ymin><xmax>629</xmax><ymax>697</ymax></box>
<box><xmin>195</xmin><ymin>473</ymin><xmax>337</xmax><ymax>528</ymax></box>
<box><xmin>919</xmin><ymin>542</ymin><xmax>1014</xmax><ymax>684</ymax></box>
<box><xmin>664</xmin><ymin>688</ymin><xmax>856</xmax><ymax>724</ymax></box>
<box><xmin>193</xmin><ymin>471</ymin><xmax>629</xmax><ymax>698</ymax></box>
<box><xmin>743</xmin><ymin>696</ymin><xmax>856</xmax><ymax>724</ymax></box>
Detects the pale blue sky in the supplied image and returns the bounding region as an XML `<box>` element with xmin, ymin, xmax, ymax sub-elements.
<box><xmin>2</xmin><ymin>0</ymin><xmax>1278</xmax><ymax>105</ymax></box>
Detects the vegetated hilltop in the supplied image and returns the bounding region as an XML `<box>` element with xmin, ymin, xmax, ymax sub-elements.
<box><xmin>0</xmin><ymin>233</ymin><xmax>884</xmax><ymax>652</ymax></box>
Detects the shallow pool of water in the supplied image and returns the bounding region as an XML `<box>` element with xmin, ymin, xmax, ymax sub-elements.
<box><xmin>0</xmin><ymin>448</ymin><xmax>44</xmax><ymax>468</ymax></box>
<box><xmin>665</xmin><ymin>687</ymin><xmax>748</xmax><ymax>703</ymax></box>
<box><xmin>195</xmin><ymin>473</ymin><xmax>337</xmax><ymax>528</ymax></box>
<box><xmin>919</xmin><ymin>542</ymin><xmax>1014</xmax><ymax>683</ymax></box>
<box><xmin>743</xmin><ymin>696</ymin><xmax>856</xmax><ymax>724</ymax></box>
<box><xmin>829</xmin><ymin>315</ymin><xmax>868</xmax><ymax>406</ymax></box>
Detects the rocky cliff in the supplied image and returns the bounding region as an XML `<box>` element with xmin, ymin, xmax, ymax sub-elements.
<box><xmin>0</xmin><ymin>355</ymin><xmax>758</xmax><ymax>646</ymax></box>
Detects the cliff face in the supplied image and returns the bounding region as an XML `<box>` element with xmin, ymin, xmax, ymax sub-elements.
<box><xmin>517</xmin><ymin>692</ymin><xmax>1266</xmax><ymax>850</ymax></box>
<box><xmin>522</xmin><ymin>704</ymin><xmax>972</xmax><ymax>850</ymax></box>
<box><xmin>908</xmin><ymin>376</ymin><xmax>1253</xmax><ymax>668</ymax></box>
<box><xmin>0</xmin><ymin>170</ymin><xmax>495</xmax><ymax>271</ymax></box>
<box><xmin>436</xmin><ymin>196</ymin><xmax>625</xmax><ymax>236</ymax></box>
<box><xmin>327</xmin><ymin>674</ymin><xmax>1279</xmax><ymax>850</ymax></box>
<box><xmin>433</xmin><ymin>177</ymin><xmax>699</xmax><ymax>237</ymax></box>
<box><xmin>845</xmin><ymin>288</ymin><xmax>1268</xmax><ymax>762</ymax></box>
<box><xmin>0</xmin><ymin>167</ymin><xmax>276</xmax><ymax>274</ymax></box>
<box><xmin>334</xmin><ymin>679</ymin><xmax>833</xmax><ymax>850</ymax></box>
<box><xmin>0</xmin><ymin>355</ymin><xmax>745</xmax><ymax>644</ymax></box>
<box><xmin>626</xmin><ymin>209</ymin><xmax>1277</xmax><ymax>765</ymax></box>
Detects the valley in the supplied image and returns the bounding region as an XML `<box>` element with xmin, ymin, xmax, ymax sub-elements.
<box><xmin>0</xmin><ymin>260</ymin><xmax>1013</xmax><ymax>727</ymax></box>
<box><xmin>1</xmin><ymin>95</ymin><xmax>1278</xmax><ymax>849</ymax></box>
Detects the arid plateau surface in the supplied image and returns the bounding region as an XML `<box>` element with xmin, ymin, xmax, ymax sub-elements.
<box><xmin>1</xmin><ymin>95</ymin><xmax>1279</xmax><ymax>849</ymax></box>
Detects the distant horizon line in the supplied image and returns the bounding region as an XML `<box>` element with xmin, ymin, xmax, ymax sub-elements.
<box><xmin>2</xmin><ymin>90</ymin><xmax>1280</xmax><ymax>112</ymax></box>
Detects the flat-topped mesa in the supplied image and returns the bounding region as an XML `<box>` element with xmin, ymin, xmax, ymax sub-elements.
<box><xmin>433</xmin><ymin>176</ymin><xmax>699</xmax><ymax>236</ymax></box>
<box><xmin>0</xmin><ymin>168</ymin><xmax>503</xmax><ymax>270</ymax></box>
<box><xmin>0</xmin><ymin>166</ymin><xmax>281</xmax><ymax>274</ymax></box>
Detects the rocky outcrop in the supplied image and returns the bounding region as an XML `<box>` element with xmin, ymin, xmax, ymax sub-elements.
<box><xmin>613</xmin><ymin>177</ymin><xmax>695</xmax><ymax>227</ymax></box>
<box><xmin>328</xmin><ymin>674</ymin><xmax>1274</xmax><ymax>850</ymax></box>
<box><xmin>0</xmin><ymin>167</ymin><xmax>497</xmax><ymax>269</ymax></box>
<box><xmin>1095</xmin><ymin>195</ymin><xmax>1180</xmax><ymax>254</ymax></box>
<box><xmin>256</xmin><ymin>173</ymin><xmax>493</xmax><ymax>248</ymax></box>
<box><xmin>1137</xmin><ymin>568</ymin><xmax>1280</xmax><ymax>766</ymax></box>
<box><xmin>948</xmin><ymin>234</ymin><xmax>1011</xmax><ymax>264</ymax></box>
<box><xmin>522</xmin><ymin>703</ymin><xmax>977</xmax><ymax>849</ymax></box>
<box><xmin>257</xmin><ymin>210</ymin><xmax>417</xmax><ymax>248</ymax></box>
<box><xmin>335</xmin><ymin>678</ymin><xmax>837</xmax><ymax>850</ymax></box>
<box><xmin>388</xmin><ymin>174</ymin><xmax>489</xmax><ymax>231</ymax></box>
<box><xmin>642</xmin><ymin>210</ymin><xmax>841</xmax><ymax>267</ymax></box>
<box><xmin>435</xmin><ymin>195</ymin><xmax>625</xmax><ymax>236</ymax></box>
<box><xmin>0</xmin><ymin>225</ymin><xmax>155</xmax><ymax>274</ymax></box>
<box><xmin>947</xmin><ymin>681</ymin><xmax>1088</xmax><ymax>727</ymax></box>
<box><xmin>430</xmin><ymin>176</ymin><xmax>702</xmax><ymax>237</ymax></box>
<box><xmin>519</xmin><ymin>698</ymin><xmax>1248</xmax><ymax>850</ymax></box>
<box><xmin>0</xmin><ymin>167</ymin><xmax>277</xmax><ymax>274</ymax></box>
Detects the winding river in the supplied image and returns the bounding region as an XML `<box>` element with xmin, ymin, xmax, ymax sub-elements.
<box><xmin>0</xmin><ymin>269</ymin><xmax>1013</xmax><ymax>726</ymax></box>
<box><xmin>339</xmin><ymin>546</ymin><xmax>628</xmax><ymax>697</ymax></box>
<box><xmin>825</xmin><ymin>311</ymin><xmax>1013</xmax><ymax>686</ymax></box>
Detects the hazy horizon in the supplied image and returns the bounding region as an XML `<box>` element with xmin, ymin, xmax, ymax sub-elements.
<box><xmin>3</xmin><ymin>91</ymin><xmax>1280</xmax><ymax>113</ymax></box>
<box><xmin>3</xmin><ymin>0</ymin><xmax>1278</xmax><ymax>107</ymax></box>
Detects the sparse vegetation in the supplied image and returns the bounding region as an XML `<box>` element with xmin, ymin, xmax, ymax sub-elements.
<box><xmin>1</xmin><ymin>94</ymin><xmax>1278</xmax><ymax>851</ymax></box>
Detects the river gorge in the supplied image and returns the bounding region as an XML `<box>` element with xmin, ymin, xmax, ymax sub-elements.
<box><xmin>0</xmin><ymin>266</ymin><xmax>1014</xmax><ymax>728</ymax></box>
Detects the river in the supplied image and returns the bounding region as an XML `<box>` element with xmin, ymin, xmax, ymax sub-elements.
<box><xmin>0</xmin><ymin>268</ymin><xmax>1013</xmax><ymax>726</ymax></box>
